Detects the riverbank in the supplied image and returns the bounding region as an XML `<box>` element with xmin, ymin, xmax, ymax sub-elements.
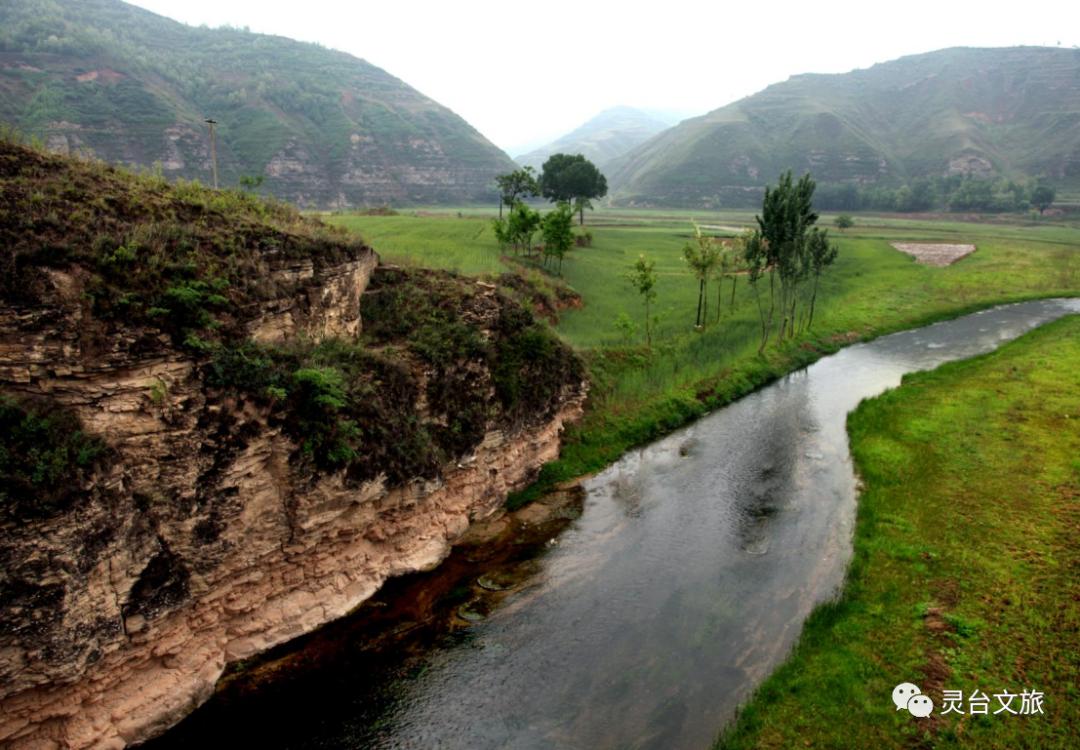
<box><xmin>717</xmin><ymin>314</ymin><xmax>1080</xmax><ymax>749</ymax></box>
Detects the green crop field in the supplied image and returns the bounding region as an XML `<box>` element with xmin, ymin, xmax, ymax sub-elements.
<box><xmin>717</xmin><ymin>315</ymin><xmax>1080</xmax><ymax>749</ymax></box>
<box><xmin>329</xmin><ymin>208</ymin><xmax>1080</xmax><ymax>502</ymax></box>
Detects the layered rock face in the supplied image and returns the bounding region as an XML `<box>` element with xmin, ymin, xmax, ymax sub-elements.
<box><xmin>0</xmin><ymin>256</ymin><xmax>585</xmax><ymax>749</ymax></box>
<box><xmin>0</xmin><ymin>147</ymin><xmax>586</xmax><ymax>748</ymax></box>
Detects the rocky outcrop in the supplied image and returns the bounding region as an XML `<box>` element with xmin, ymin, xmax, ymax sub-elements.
<box><xmin>0</xmin><ymin>254</ymin><xmax>585</xmax><ymax>749</ymax></box>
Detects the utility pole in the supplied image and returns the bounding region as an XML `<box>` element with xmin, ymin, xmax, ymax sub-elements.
<box><xmin>204</xmin><ymin>118</ymin><xmax>218</xmax><ymax>189</ymax></box>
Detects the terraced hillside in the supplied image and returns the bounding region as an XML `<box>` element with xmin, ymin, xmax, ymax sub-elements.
<box><xmin>608</xmin><ymin>47</ymin><xmax>1080</xmax><ymax>207</ymax></box>
<box><xmin>0</xmin><ymin>0</ymin><xmax>516</xmax><ymax>206</ymax></box>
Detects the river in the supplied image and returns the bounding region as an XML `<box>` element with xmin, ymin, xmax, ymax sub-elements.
<box><xmin>148</xmin><ymin>298</ymin><xmax>1080</xmax><ymax>750</ymax></box>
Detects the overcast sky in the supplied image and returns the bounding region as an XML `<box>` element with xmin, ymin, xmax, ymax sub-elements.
<box><xmin>127</xmin><ymin>0</ymin><xmax>1080</xmax><ymax>155</ymax></box>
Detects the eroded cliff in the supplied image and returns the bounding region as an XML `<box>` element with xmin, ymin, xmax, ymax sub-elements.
<box><xmin>0</xmin><ymin>142</ymin><xmax>586</xmax><ymax>748</ymax></box>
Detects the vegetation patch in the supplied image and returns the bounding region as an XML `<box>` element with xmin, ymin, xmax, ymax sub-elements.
<box><xmin>716</xmin><ymin>315</ymin><xmax>1080</xmax><ymax>749</ymax></box>
<box><xmin>0</xmin><ymin>394</ymin><xmax>107</xmax><ymax>520</ymax></box>
<box><xmin>0</xmin><ymin>139</ymin><xmax>367</xmax><ymax>345</ymax></box>
<box><xmin>200</xmin><ymin>266</ymin><xmax>581</xmax><ymax>486</ymax></box>
<box><xmin>333</xmin><ymin>207</ymin><xmax>1079</xmax><ymax>516</ymax></box>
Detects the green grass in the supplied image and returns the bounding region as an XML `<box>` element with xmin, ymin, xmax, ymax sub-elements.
<box><xmin>716</xmin><ymin>315</ymin><xmax>1080</xmax><ymax>749</ymax></box>
<box><xmin>329</xmin><ymin>208</ymin><xmax>1080</xmax><ymax>507</ymax></box>
<box><xmin>329</xmin><ymin>214</ymin><xmax>504</xmax><ymax>275</ymax></box>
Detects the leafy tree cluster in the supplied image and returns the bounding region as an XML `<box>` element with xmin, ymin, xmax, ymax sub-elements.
<box><xmin>491</xmin><ymin>153</ymin><xmax>605</xmax><ymax>275</ymax></box>
<box><xmin>743</xmin><ymin>171</ymin><xmax>839</xmax><ymax>352</ymax></box>
<box><xmin>539</xmin><ymin>153</ymin><xmax>608</xmax><ymax>225</ymax></box>
<box><xmin>814</xmin><ymin>175</ymin><xmax>1056</xmax><ymax>214</ymax></box>
<box><xmin>683</xmin><ymin>222</ymin><xmax>721</xmax><ymax>329</ymax></box>
<box><xmin>495</xmin><ymin>167</ymin><xmax>539</xmax><ymax>219</ymax></box>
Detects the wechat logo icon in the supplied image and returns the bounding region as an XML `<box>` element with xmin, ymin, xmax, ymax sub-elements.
<box><xmin>893</xmin><ymin>682</ymin><xmax>934</xmax><ymax>718</ymax></box>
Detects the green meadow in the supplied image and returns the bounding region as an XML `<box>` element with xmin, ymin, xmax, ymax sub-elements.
<box><xmin>329</xmin><ymin>208</ymin><xmax>1080</xmax><ymax>503</ymax></box>
<box><xmin>717</xmin><ymin>314</ymin><xmax>1080</xmax><ymax>749</ymax></box>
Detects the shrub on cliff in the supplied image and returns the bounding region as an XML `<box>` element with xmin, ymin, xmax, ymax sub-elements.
<box><xmin>0</xmin><ymin>395</ymin><xmax>107</xmax><ymax>519</ymax></box>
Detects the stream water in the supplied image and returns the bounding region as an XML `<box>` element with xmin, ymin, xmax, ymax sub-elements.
<box><xmin>149</xmin><ymin>298</ymin><xmax>1080</xmax><ymax>750</ymax></box>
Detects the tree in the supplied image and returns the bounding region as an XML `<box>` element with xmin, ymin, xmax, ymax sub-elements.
<box><xmin>509</xmin><ymin>202</ymin><xmax>542</xmax><ymax>255</ymax></box>
<box><xmin>627</xmin><ymin>254</ymin><xmax>657</xmax><ymax>349</ymax></box>
<box><xmin>682</xmin><ymin>221</ymin><xmax>721</xmax><ymax>328</ymax></box>
<box><xmin>494</xmin><ymin>201</ymin><xmax>542</xmax><ymax>256</ymax></box>
<box><xmin>804</xmin><ymin>228</ymin><xmax>838</xmax><ymax>330</ymax></box>
<box><xmin>572</xmin><ymin>197</ymin><xmax>594</xmax><ymax>226</ymax></box>
<box><xmin>494</xmin><ymin>167</ymin><xmax>539</xmax><ymax>219</ymax></box>
<box><xmin>744</xmin><ymin>171</ymin><xmax>830</xmax><ymax>352</ymax></box>
<box><xmin>834</xmin><ymin>214</ymin><xmax>854</xmax><ymax>231</ymax></box>
<box><xmin>238</xmin><ymin>174</ymin><xmax>264</xmax><ymax>192</ymax></box>
<box><xmin>541</xmin><ymin>202</ymin><xmax>574</xmax><ymax>274</ymax></box>
<box><xmin>539</xmin><ymin>153</ymin><xmax>607</xmax><ymax>225</ymax></box>
<box><xmin>1031</xmin><ymin>184</ymin><xmax>1055</xmax><ymax>215</ymax></box>
<box><xmin>714</xmin><ymin>240</ymin><xmax>744</xmax><ymax>322</ymax></box>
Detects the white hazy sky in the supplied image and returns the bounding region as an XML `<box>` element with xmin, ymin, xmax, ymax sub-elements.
<box><xmin>126</xmin><ymin>0</ymin><xmax>1080</xmax><ymax>155</ymax></box>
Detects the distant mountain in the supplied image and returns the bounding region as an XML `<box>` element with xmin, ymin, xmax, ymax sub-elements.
<box><xmin>0</xmin><ymin>0</ymin><xmax>516</xmax><ymax>207</ymax></box>
<box><xmin>515</xmin><ymin>106</ymin><xmax>670</xmax><ymax>171</ymax></box>
<box><xmin>608</xmin><ymin>47</ymin><xmax>1080</xmax><ymax>207</ymax></box>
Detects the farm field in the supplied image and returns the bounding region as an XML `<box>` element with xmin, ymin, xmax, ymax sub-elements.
<box><xmin>328</xmin><ymin>208</ymin><xmax>1080</xmax><ymax>499</ymax></box>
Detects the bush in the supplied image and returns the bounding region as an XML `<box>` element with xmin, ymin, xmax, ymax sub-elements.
<box><xmin>0</xmin><ymin>395</ymin><xmax>107</xmax><ymax>518</ymax></box>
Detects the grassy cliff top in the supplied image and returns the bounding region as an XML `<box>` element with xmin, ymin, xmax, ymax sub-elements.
<box><xmin>0</xmin><ymin>137</ymin><xmax>368</xmax><ymax>340</ymax></box>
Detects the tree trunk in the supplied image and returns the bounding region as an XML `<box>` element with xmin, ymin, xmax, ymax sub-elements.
<box><xmin>729</xmin><ymin>275</ymin><xmax>737</xmax><ymax>312</ymax></box>
<box><xmin>695</xmin><ymin>278</ymin><xmax>704</xmax><ymax>328</ymax></box>
<box><xmin>807</xmin><ymin>272</ymin><xmax>820</xmax><ymax>330</ymax></box>
<box><xmin>645</xmin><ymin>298</ymin><xmax>652</xmax><ymax>349</ymax></box>
<box><xmin>757</xmin><ymin>271</ymin><xmax>775</xmax><ymax>355</ymax></box>
<box><xmin>702</xmin><ymin>278</ymin><xmax>709</xmax><ymax>326</ymax></box>
<box><xmin>716</xmin><ymin>276</ymin><xmax>724</xmax><ymax>323</ymax></box>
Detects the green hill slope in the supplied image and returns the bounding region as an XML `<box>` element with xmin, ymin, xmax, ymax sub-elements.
<box><xmin>608</xmin><ymin>47</ymin><xmax>1080</xmax><ymax>208</ymax></box>
<box><xmin>0</xmin><ymin>0</ymin><xmax>516</xmax><ymax>206</ymax></box>
<box><xmin>515</xmin><ymin>106</ymin><xmax>671</xmax><ymax>171</ymax></box>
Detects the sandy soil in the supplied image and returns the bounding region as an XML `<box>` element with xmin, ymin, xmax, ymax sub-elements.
<box><xmin>890</xmin><ymin>242</ymin><xmax>976</xmax><ymax>266</ymax></box>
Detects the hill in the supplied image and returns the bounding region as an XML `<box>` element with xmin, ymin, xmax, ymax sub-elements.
<box><xmin>608</xmin><ymin>47</ymin><xmax>1080</xmax><ymax>208</ymax></box>
<box><xmin>515</xmin><ymin>106</ymin><xmax>670</xmax><ymax>171</ymax></box>
<box><xmin>0</xmin><ymin>0</ymin><xmax>516</xmax><ymax>207</ymax></box>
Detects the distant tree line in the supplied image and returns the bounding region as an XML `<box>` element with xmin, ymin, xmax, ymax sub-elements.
<box><xmin>814</xmin><ymin>175</ymin><xmax>1056</xmax><ymax>214</ymax></box>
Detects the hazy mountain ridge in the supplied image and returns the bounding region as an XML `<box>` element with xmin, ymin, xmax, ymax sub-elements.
<box><xmin>515</xmin><ymin>106</ymin><xmax>671</xmax><ymax>171</ymax></box>
<box><xmin>608</xmin><ymin>47</ymin><xmax>1080</xmax><ymax>207</ymax></box>
<box><xmin>0</xmin><ymin>0</ymin><xmax>516</xmax><ymax>206</ymax></box>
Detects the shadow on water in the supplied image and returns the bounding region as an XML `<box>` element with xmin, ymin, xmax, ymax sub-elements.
<box><xmin>146</xmin><ymin>299</ymin><xmax>1080</xmax><ymax>750</ymax></box>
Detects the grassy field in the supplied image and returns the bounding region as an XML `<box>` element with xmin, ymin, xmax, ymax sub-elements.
<box><xmin>328</xmin><ymin>208</ymin><xmax>1080</xmax><ymax>505</ymax></box>
<box><xmin>716</xmin><ymin>315</ymin><xmax>1080</xmax><ymax>749</ymax></box>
